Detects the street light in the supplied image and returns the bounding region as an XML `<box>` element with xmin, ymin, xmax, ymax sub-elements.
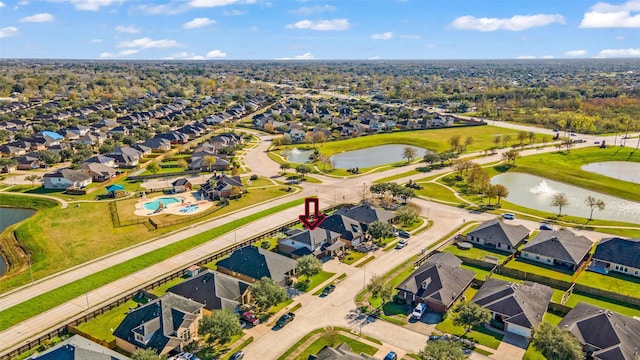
<box><xmin>82</xmin><ymin>275</ymin><xmax>90</xmax><ymax>310</ymax></box>
<box><xmin>27</xmin><ymin>254</ymin><xmax>33</xmax><ymax>285</ymax></box>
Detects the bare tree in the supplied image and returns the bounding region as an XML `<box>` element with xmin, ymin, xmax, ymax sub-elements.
<box><xmin>551</xmin><ymin>193</ymin><xmax>569</xmax><ymax>216</ymax></box>
<box><xmin>402</xmin><ymin>146</ymin><xmax>417</xmax><ymax>163</ymax></box>
<box><xmin>585</xmin><ymin>196</ymin><xmax>605</xmax><ymax>221</ymax></box>
<box><xmin>492</xmin><ymin>184</ymin><xmax>509</xmax><ymax>205</ymax></box>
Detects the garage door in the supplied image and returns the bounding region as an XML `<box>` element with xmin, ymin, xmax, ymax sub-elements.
<box><xmin>506</xmin><ymin>323</ymin><xmax>531</xmax><ymax>338</ymax></box>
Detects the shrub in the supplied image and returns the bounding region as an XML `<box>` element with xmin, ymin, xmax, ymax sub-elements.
<box><xmin>250</xmin><ymin>174</ymin><xmax>259</xmax><ymax>181</ymax></box>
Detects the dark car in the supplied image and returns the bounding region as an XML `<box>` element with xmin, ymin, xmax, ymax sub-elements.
<box><xmin>384</xmin><ymin>352</ymin><xmax>398</xmax><ymax>360</ymax></box>
<box><xmin>398</xmin><ymin>230</ymin><xmax>411</xmax><ymax>238</ymax></box>
<box><xmin>229</xmin><ymin>351</ymin><xmax>244</xmax><ymax>360</ymax></box>
<box><xmin>275</xmin><ymin>312</ymin><xmax>295</xmax><ymax>328</ymax></box>
<box><xmin>321</xmin><ymin>284</ymin><xmax>336</xmax><ymax>296</ymax></box>
<box><xmin>540</xmin><ymin>223</ymin><xmax>553</xmax><ymax>230</ymax></box>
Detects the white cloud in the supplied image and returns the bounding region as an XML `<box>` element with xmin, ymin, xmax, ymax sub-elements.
<box><xmin>289</xmin><ymin>4</ymin><xmax>336</xmax><ymax>15</ymax></box>
<box><xmin>564</xmin><ymin>49</ymin><xmax>587</xmax><ymax>56</ymax></box>
<box><xmin>451</xmin><ymin>14</ymin><xmax>565</xmax><ymax>31</ymax></box>
<box><xmin>166</xmin><ymin>52</ymin><xmax>206</xmax><ymax>60</ymax></box>
<box><xmin>69</xmin><ymin>0</ymin><xmax>121</xmax><ymax>11</ymax></box>
<box><xmin>90</xmin><ymin>38</ymin><xmax>102</xmax><ymax>43</ymax></box>
<box><xmin>580</xmin><ymin>0</ymin><xmax>640</xmax><ymax>28</ymax></box>
<box><xmin>0</xmin><ymin>2</ymin><xmax>5</xmax><ymax>8</ymax></box>
<box><xmin>183</xmin><ymin>17</ymin><xmax>215</xmax><ymax>29</ymax></box>
<box><xmin>20</xmin><ymin>13</ymin><xmax>55</xmax><ymax>22</ymax></box>
<box><xmin>286</xmin><ymin>18</ymin><xmax>351</xmax><ymax>31</ymax></box>
<box><xmin>371</xmin><ymin>32</ymin><xmax>393</xmax><ymax>40</ymax></box>
<box><xmin>117</xmin><ymin>37</ymin><xmax>180</xmax><ymax>49</ymax></box>
<box><xmin>276</xmin><ymin>52</ymin><xmax>315</xmax><ymax>60</ymax></box>
<box><xmin>516</xmin><ymin>55</ymin><xmax>537</xmax><ymax>59</ymax></box>
<box><xmin>223</xmin><ymin>9</ymin><xmax>245</xmax><ymax>15</ymax></box>
<box><xmin>206</xmin><ymin>49</ymin><xmax>227</xmax><ymax>58</ymax></box>
<box><xmin>399</xmin><ymin>34</ymin><xmax>421</xmax><ymax>39</ymax></box>
<box><xmin>189</xmin><ymin>0</ymin><xmax>245</xmax><ymax>8</ymax></box>
<box><xmin>597</xmin><ymin>48</ymin><xmax>640</xmax><ymax>57</ymax></box>
<box><xmin>137</xmin><ymin>3</ymin><xmax>188</xmax><ymax>15</ymax></box>
<box><xmin>100</xmin><ymin>49</ymin><xmax>139</xmax><ymax>58</ymax></box>
<box><xmin>368</xmin><ymin>55</ymin><xmax>381</xmax><ymax>60</ymax></box>
<box><xmin>541</xmin><ymin>55</ymin><xmax>554</xmax><ymax>59</ymax></box>
<box><xmin>0</xmin><ymin>26</ymin><xmax>18</xmax><ymax>38</ymax></box>
<box><xmin>115</xmin><ymin>25</ymin><xmax>141</xmax><ymax>33</ymax></box>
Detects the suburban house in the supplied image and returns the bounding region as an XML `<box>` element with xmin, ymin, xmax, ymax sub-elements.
<box><xmin>14</xmin><ymin>155</ymin><xmax>40</xmax><ymax>170</ymax></box>
<box><xmin>190</xmin><ymin>152</ymin><xmax>230</xmax><ymax>171</ymax></box>
<box><xmin>471</xmin><ymin>278</ymin><xmax>553</xmax><ymax>338</ymax></box>
<box><xmin>466</xmin><ymin>219</ymin><xmax>530</xmax><ymax>253</ymax></box>
<box><xmin>589</xmin><ymin>237</ymin><xmax>640</xmax><ymax>278</ymax></box>
<box><xmin>317</xmin><ymin>214</ymin><xmax>367</xmax><ymax>248</ymax></box>
<box><xmin>79</xmin><ymin>162</ymin><xmax>117</xmax><ymax>182</ymax></box>
<box><xmin>216</xmin><ymin>246</ymin><xmax>297</xmax><ymax>286</ymax></box>
<box><xmin>200</xmin><ymin>175</ymin><xmax>243</xmax><ymax>200</ymax></box>
<box><xmin>334</xmin><ymin>203</ymin><xmax>395</xmax><ymax>225</ymax></box>
<box><xmin>396</xmin><ymin>252</ymin><xmax>475</xmax><ymax>313</ymax></box>
<box><xmin>84</xmin><ymin>154</ymin><xmax>116</xmax><ymax>168</ymax></box>
<box><xmin>171</xmin><ymin>178</ymin><xmax>192</xmax><ymax>193</ymax></box>
<box><xmin>113</xmin><ymin>293</ymin><xmax>204</xmax><ymax>356</ymax></box>
<box><xmin>310</xmin><ymin>343</ymin><xmax>379</xmax><ymax>360</ymax></box>
<box><xmin>43</xmin><ymin>169</ymin><xmax>92</xmax><ymax>189</ymax></box>
<box><xmin>166</xmin><ymin>270</ymin><xmax>251</xmax><ymax>315</ymax></box>
<box><xmin>558</xmin><ymin>302</ymin><xmax>640</xmax><ymax>360</ymax></box>
<box><xmin>520</xmin><ymin>229</ymin><xmax>593</xmax><ymax>271</ymax></box>
<box><xmin>278</xmin><ymin>228</ymin><xmax>344</xmax><ymax>259</ymax></box>
<box><xmin>26</xmin><ymin>335</ymin><xmax>131</xmax><ymax>360</ymax></box>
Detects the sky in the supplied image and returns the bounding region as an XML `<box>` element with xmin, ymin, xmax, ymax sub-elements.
<box><xmin>0</xmin><ymin>0</ymin><xmax>640</xmax><ymax>60</ymax></box>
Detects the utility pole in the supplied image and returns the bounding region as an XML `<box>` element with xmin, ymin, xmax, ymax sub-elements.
<box><xmin>27</xmin><ymin>254</ymin><xmax>33</xmax><ymax>285</ymax></box>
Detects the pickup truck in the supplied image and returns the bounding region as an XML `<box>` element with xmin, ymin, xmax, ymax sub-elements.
<box><xmin>275</xmin><ymin>312</ymin><xmax>295</xmax><ymax>328</ymax></box>
<box><xmin>240</xmin><ymin>311</ymin><xmax>260</xmax><ymax>326</ymax></box>
<box><xmin>411</xmin><ymin>303</ymin><xmax>426</xmax><ymax>320</ymax></box>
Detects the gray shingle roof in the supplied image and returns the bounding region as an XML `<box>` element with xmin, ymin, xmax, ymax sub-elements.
<box><xmin>593</xmin><ymin>237</ymin><xmax>640</xmax><ymax>269</ymax></box>
<box><xmin>27</xmin><ymin>335</ymin><xmax>131</xmax><ymax>360</ymax></box>
<box><xmin>167</xmin><ymin>270</ymin><xmax>251</xmax><ymax>312</ymax></box>
<box><xmin>216</xmin><ymin>246</ymin><xmax>297</xmax><ymax>284</ymax></box>
<box><xmin>522</xmin><ymin>229</ymin><xmax>593</xmax><ymax>266</ymax></box>
<box><xmin>467</xmin><ymin>219</ymin><xmax>530</xmax><ymax>248</ymax></box>
<box><xmin>396</xmin><ymin>253</ymin><xmax>474</xmax><ymax>309</ymax></box>
<box><xmin>559</xmin><ymin>302</ymin><xmax>640</xmax><ymax>360</ymax></box>
<box><xmin>312</xmin><ymin>343</ymin><xmax>379</xmax><ymax>360</ymax></box>
<box><xmin>318</xmin><ymin>214</ymin><xmax>364</xmax><ymax>241</ymax></box>
<box><xmin>472</xmin><ymin>278</ymin><xmax>552</xmax><ymax>330</ymax></box>
<box><xmin>284</xmin><ymin>228</ymin><xmax>341</xmax><ymax>249</ymax></box>
<box><xmin>334</xmin><ymin>203</ymin><xmax>395</xmax><ymax>225</ymax></box>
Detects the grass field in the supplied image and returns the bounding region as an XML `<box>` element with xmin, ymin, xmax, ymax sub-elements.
<box><xmin>505</xmin><ymin>258</ymin><xmax>574</xmax><ymax>283</ymax></box>
<box><xmin>294</xmin><ymin>334</ymin><xmax>378</xmax><ymax>360</ymax></box>
<box><xmin>0</xmin><ymin>198</ymin><xmax>305</xmax><ymax>332</ymax></box>
<box><xmin>75</xmin><ymin>299</ymin><xmax>139</xmax><ymax>342</ymax></box>
<box><xmin>415</xmin><ymin>182</ymin><xmax>465</xmax><ymax>204</ymax></box>
<box><xmin>564</xmin><ymin>292</ymin><xmax>640</xmax><ymax>317</ymax></box>
<box><xmin>435</xmin><ymin>313</ymin><xmax>504</xmax><ymax>349</ymax></box>
<box><xmin>443</xmin><ymin>244</ymin><xmax>510</xmax><ymax>264</ymax></box>
<box><xmin>296</xmin><ymin>271</ymin><xmax>336</xmax><ymax>292</ymax></box>
<box><xmin>575</xmin><ymin>271</ymin><xmax>640</xmax><ymax>300</ymax></box>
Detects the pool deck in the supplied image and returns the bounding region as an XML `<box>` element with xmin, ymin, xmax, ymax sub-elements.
<box><xmin>134</xmin><ymin>192</ymin><xmax>214</xmax><ymax>217</ymax></box>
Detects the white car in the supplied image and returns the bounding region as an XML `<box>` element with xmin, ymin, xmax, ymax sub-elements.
<box><xmin>395</xmin><ymin>239</ymin><xmax>408</xmax><ymax>249</ymax></box>
<box><xmin>411</xmin><ymin>303</ymin><xmax>426</xmax><ymax>320</ymax></box>
<box><xmin>502</xmin><ymin>213</ymin><xmax>515</xmax><ymax>220</ymax></box>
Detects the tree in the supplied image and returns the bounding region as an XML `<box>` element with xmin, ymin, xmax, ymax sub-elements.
<box><xmin>366</xmin><ymin>275</ymin><xmax>393</xmax><ymax>307</ymax></box>
<box><xmin>418</xmin><ymin>340</ymin><xmax>468</xmax><ymax>360</ymax></box>
<box><xmin>280</xmin><ymin>162</ymin><xmax>290</xmax><ymax>174</ymax></box>
<box><xmin>367</xmin><ymin>221</ymin><xmax>395</xmax><ymax>241</ymax></box>
<box><xmin>452</xmin><ymin>302</ymin><xmax>491</xmax><ymax>335</ymax></box>
<box><xmin>517</xmin><ymin>131</ymin><xmax>527</xmax><ymax>145</ymax></box>
<box><xmin>423</xmin><ymin>152</ymin><xmax>438</xmax><ymax>167</ymax></box>
<box><xmin>585</xmin><ymin>196</ymin><xmax>605</xmax><ymax>221</ymax></box>
<box><xmin>322</xmin><ymin>326</ymin><xmax>339</xmax><ymax>347</ymax></box>
<box><xmin>250</xmin><ymin>277</ymin><xmax>287</xmax><ymax>310</ymax></box>
<box><xmin>396</xmin><ymin>205</ymin><xmax>420</xmax><ymax>226</ymax></box>
<box><xmin>25</xmin><ymin>174</ymin><xmax>41</xmax><ymax>186</ymax></box>
<box><xmin>463</xmin><ymin>136</ymin><xmax>474</xmax><ymax>151</ymax></box>
<box><xmin>551</xmin><ymin>193</ymin><xmax>569</xmax><ymax>216</ymax></box>
<box><xmin>131</xmin><ymin>349</ymin><xmax>167</xmax><ymax>360</ymax></box>
<box><xmin>492</xmin><ymin>184</ymin><xmax>509</xmax><ymax>205</ymax></box>
<box><xmin>198</xmin><ymin>309</ymin><xmax>243</xmax><ymax>345</ymax></box>
<box><xmin>492</xmin><ymin>135</ymin><xmax>501</xmax><ymax>148</ymax></box>
<box><xmin>176</xmin><ymin>158</ymin><xmax>188</xmax><ymax>171</ymax></box>
<box><xmin>203</xmin><ymin>155</ymin><xmax>217</xmax><ymax>172</ymax></box>
<box><xmin>370</xmin><ymin>183</ymin><xmax>390</xmax><ymax>198</ymax></box>
<box><xmin>501</xmin><ymin>149</ymin><xmax>520</xmax><ymax>164</ymax></box>
<box><xmin>147</xmin><ymin>162</ymin><xmax>161</xmax><ymax>175</ymax></box>
<box><xmin>0</xmin><ymin>157</ymin><xmax>18</xmax><ymax>169</ymax></box>
<box><xmin>531</xmin><ymin>322</ymin><xmax>585</xmax><ymax>360</ymax></box>
<box><xmin>449</xmin><ymin>134</ymin><xmax>462</xmax><ymax>153</ymax></box>
<box><xmin>40</xmin><ymin>150</ymin><xmax>61</xmax><ymax>165</ymax></box>
<box><xmin>502</xmin><ymin>134</ymin><xmax>512</xmax><ymax>148</ymax></box>
<box><xmin>295</xmin><ymin>164</ymin><xmax>312</xmax><ymax>179</ymax></box>
<box><xmin>528</xmin><ymin>131</ymin><xmax>536</xmax><ymax>144</ymax></box>
<box><xmin>402</xmin><ymin>146</ymin><xmax>417</xmax><ymax>163</ymax></box>
<box><xmin>296</xmin><ymin>255</ymin><xmax>323</xmax><ymax>279</ymax></box>
<box><xmin>563</xmin><ymin>137</ymin><xmax>575</xmax><ymax>152</ymax></box>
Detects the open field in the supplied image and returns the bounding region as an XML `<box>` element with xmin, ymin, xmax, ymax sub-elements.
<box><xmin>0</xmin><ymin>198</ymin><xmax>305</xmax><ymax>331</ymax></box>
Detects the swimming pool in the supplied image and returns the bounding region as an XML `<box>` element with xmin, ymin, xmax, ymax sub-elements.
<box><xmin>179</xmin><ymin>204</ymin><xmax>200</xmax><ymax>213</ymax></box>
<box><xmin>143</xmin><ymin>197</ymin><xmax>183</xmax><ymax>211</ymax></box>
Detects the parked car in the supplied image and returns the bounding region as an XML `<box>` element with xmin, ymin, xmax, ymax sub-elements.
<box><xmin>502</xmin><ymin>213</ymin><xmax>515</xmax><ymax>220</ymax></box>
<box><xmin>395</xmin><ymin>238</ymin><xmax>408</xmax><ymax>249</ymax></box>
<box><xmin>540</xmin><ymin>223</ymin><xmax>553</xmax><ymax>230</ymax></box>
<box><xmin>229</xmin><ymin>351</ymin><xmax>245</xmax><ymax>360</ymax></box>
<box><xmin>321</xmin><ymin>284</ymin><xmax>336</xmax><ymax>296</ymax></box>
<box><xmin>411</xmin><ymin>303</ymin><xmax>426</xmax><ymax>320</ymax></box>
<box><xmin>553</xmin><ymin>128</ymin><xmax>559</xmax><ymax>132</ymax></box>
<box><xmin>240</xmin><ymin>311</ymin><xmax>260</xmax><ymax>326</ymax></box>
<box><xmin>275</xmin><ymin>312</ymin><xmax>295</xmax><ymax>328</ymax></box>
<box><xmin>384</xmin><ymin>351</ymin><xmax>398</xmax><ymax>360</ymax></box>
<box><xmin>398</xmin><ymin>230</ymin><xmax>411</xmax><ymax>238</ymax></box>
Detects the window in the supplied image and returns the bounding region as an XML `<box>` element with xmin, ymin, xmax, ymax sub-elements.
<box><xmin>524</xmin><ymin>252</ymin><xmax>528</xmax><ymax>257</ymax></box>
<box><xmin>547</xmin><ymin>258</ymin><xmax>552</xmax><ymax>263</ymax></box>
<box><xmin>536</xmin><ymin>255</ymin><xmax>540</xmax><ymax>260</ymax></box>
<box><xmin>180</xmin><ymin>329</ymin><xmax>191</xmax><ymax>341</ymax></box>
<box><xmin>134</xmin><ymin>333</ymin><xmax>144</xmax><ymax>344</ymax></box>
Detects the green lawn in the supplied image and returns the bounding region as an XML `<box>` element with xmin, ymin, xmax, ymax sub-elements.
<box><xmin>296</xmin><ymin>271</ymin><xmax>336</xmax><ymax>292</ymax></box>
<box><xmin>0</xmin><ymin>198</ymin><xmax>305</xmax><ymax>332</ymax></box>
<box><xmin>460</xmin><ymin>264</ymin><xmax>492</xmax><ymax>280</ymax></box>
<box><xmin>295</xmin><ymin>335</ymin><xmax>378</xmax><ymax>360</ymax></box>
<box><xmin>504</xmin><ymin>258</ymin><xmax>574</xmax><ymax>283</ymax></box>
<box><xmin>435</xmin><ymin>313</ymin><xmax>504</xmax><ymax>349</ymax></box>
<box><xmin>565</xmin><ymin>293</ymin><xmax>640</xmax><ymax>317</ymax></box>
<box><xmin>443</xmin><ymin>244</ymin><xmax>510</xmax><ymax>264</ymax></box>
<box><xmin>542</xmin><ymin>312</ymin><xmax>564</xmax><ymax>325</ymax></box>
<box><xmin>75</xmin><ymin>299</ymin><xmax>138</xmax><ymax>342</ymax></box>
<box><xmin>522</xmin><ymin>345</ymin><xmax>546</xmax><ymax>360</ymax></box>
<box><xmin>575</xmin><ymin>271</ymin><xmax>640</xmax><ymax>300</ymax></box>
<box><xmin>416</xmin><ymin>182</ymin><xmax>465</xmax><ymax>204</ymax></box>
<box><xmin>340</xmin><ymin>250</ymin><xmax>367</xmax><ymax>265</ymax></box>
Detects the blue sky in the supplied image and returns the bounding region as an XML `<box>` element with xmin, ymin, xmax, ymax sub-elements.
<box><xmin>1</xmin><ymin>0</ymin><xmax>639</xmax><ymax>60</ymax></box>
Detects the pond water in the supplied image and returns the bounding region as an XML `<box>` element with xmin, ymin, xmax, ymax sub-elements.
<box><xmin>282</xmin><ymin>148</ymin><xmax>314</xmax><ymax>163</ymax></box>
<box><xmin>0</xmin><ymin>207</ymin><xmax>36</xmax><ymax>276</ymax></box>
<box><xmin>581</xmin><ymin>161</ymin><xmax>640</xmax><ymax>184</ymax></box>
<box><xmin>331</xmin><ymin>144</ymin><xmax>427</xmax><ymax>169</ymax></box>
<box><xmin>491</xmin><ymin>173</ymin><xmax>640</xmax><ymax>224</ymax></box>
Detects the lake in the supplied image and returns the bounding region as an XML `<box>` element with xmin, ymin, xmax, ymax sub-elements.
<box><xmin>0</xmin><ymin>207</ymin><xmax>35</xmax><ymax>276</ymax></box>
<box><xmin>491</xmin><ymin>173</ymin><xmax>640</xmax><ymax>224</ymax></box>
<box><xmin>282</xmin><ymin>148</ymin><xmax>314</xmax><ymax>163</ymax></box>
<box><xmin>581</xmin><ymin>161</ymin><xmax>640</xmax><ymax>184</ymax></box>
<box><xmin>331</xmin><ymin>144</ymin><xmax>427</xmax><ymax>169</ymax></box>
